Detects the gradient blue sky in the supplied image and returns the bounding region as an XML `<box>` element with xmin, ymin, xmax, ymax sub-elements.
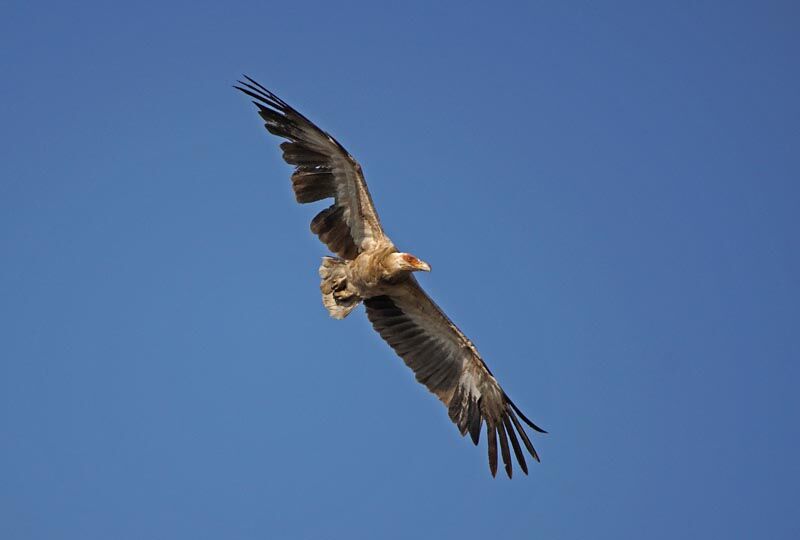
<box><xmin>2</xmin><ymin>1</ymin><xmax>798</xmax><ymax>538</ymax></box>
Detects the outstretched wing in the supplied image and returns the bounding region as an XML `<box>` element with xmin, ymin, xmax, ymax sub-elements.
<box><xmin>364</xmin><ymin>279</ymin><xmax>546</xmax><ymax>478</ymax></box>
<box><xmin>235</xmin><ymin>76</ymin><xmax>386</xmax><ymax>259</ymax></box>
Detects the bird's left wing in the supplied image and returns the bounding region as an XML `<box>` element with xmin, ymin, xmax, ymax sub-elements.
<box><xmin>235</xmin><ymin>76</ymin><xmax>386</xmax><ymax>259</ymax></box>
<box><xmin>364</xmin><ymin>279</ymin><xmax>546</xmax><ymax>478</ymax></box>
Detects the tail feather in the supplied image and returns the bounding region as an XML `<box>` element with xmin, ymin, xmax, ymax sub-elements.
<box><xmin>319</xmin><ymin>257</ymin><xmax>362</xmax><ymax>319</ymax></box>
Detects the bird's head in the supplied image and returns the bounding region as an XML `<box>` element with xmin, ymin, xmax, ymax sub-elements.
<box><xmin>388</xmin><ymin>252</ymin><xmax>431</xmax><ymax>274</ymax></box>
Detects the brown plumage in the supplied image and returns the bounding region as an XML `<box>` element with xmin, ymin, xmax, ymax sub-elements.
<box><xmin>235</xmin><ymin>76</ymin><xmax>546</xmax><ymax>478</ymax></box>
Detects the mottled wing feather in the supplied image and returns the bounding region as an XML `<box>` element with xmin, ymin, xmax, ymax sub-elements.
<box><xmin>235</xmin><ymin>76</ymin><xmax>385</xmax><ymax>258</ymax></box>
<box><xmin>364</xmin><ymin>278</ymin><xmax>545</xmax><ymax>478</ymax></box>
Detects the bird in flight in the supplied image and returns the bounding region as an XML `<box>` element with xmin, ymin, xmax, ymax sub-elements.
<box><xmin>235</xmin><ymin>76</ymin><xmax>546</xmax><ymax>478</ymax></box>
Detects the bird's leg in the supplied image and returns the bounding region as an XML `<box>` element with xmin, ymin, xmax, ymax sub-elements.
<box><xmin>331</xmin><ymin>275</ymin><xmax>348</xmax><ymax>292</ymax></box>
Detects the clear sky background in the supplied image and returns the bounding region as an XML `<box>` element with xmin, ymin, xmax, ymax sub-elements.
<box><xmin>2</xmin><ymin>1</ymin><xmax>798</xmax><ymax>538</ymax></box>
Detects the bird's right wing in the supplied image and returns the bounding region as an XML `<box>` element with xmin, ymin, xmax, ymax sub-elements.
<box><xmin>364</xmin><ymin>278</ymin><xmax>546</xmax><ymax>478</ymax></box>
<box><xmin>235</xmin><ymin>76</ymin><xmax>386</xmax><ymax>259</ymax></box>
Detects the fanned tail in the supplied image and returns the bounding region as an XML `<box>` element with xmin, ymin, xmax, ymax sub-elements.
<box><xmin>319</xmin><ymin>257</ymin><xmax>362</xmax><ymax>319</ymax></box>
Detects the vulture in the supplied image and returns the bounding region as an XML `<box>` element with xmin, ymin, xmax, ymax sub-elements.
<box><xmin>235</xmin><ymin>76</ymin><xmax>546</xmax><ymax>478</ymax></box>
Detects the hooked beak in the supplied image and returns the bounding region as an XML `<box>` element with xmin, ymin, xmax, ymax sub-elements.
<box><xmin>399</xmin><ymin>253</ymin><xmax>431</xmax><ymax>273</ymax></box>
<box><xmin>413</xmin><ymin>259</ymin><xmax>431</xmax><ymax>272</ymax></box>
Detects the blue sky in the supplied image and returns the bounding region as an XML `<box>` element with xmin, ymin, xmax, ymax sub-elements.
<box><xmin>1</xmin><ymin>1</ymin><xmax>798</xmax><ymax>538</ymax></box>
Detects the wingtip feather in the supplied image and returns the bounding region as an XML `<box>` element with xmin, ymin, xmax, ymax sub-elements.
<box><xmin>506</xmin><ymin>394</ymin><xmax>547</xmax><ymax>433</ymax></box>
<box><xmin>487</xmin><ymin>424</ymin><xmax>498</xmax><ymax>477</ymax></box>
<box><xmin>508</xmin><ymin>408</ymin><xmax>541</xmax><ymax>463</ymax></box>
<box><xmin>496</xmin><ymin>420</ymin><xmax>514</xmax><ymax>479</ymax></box>
<box><xmin>503</xmin><ymin>414</ymin><xmax>528</xmax><ymax>475</ymax></box>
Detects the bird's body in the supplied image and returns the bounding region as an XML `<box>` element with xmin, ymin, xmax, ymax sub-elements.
<box><xmin>235</xmin><ymin>76</ymin><xmax>546</xmax><ymax>478</ymax></box>
<box><xmin>321</xmin><ymin>246</ymin><xmax>430</xmax><ymax>316</ymax></box>
<box><xmin>344</xmin><ymin>245</ymin><xmax>408</xmax><ymax>292</ymax></box>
